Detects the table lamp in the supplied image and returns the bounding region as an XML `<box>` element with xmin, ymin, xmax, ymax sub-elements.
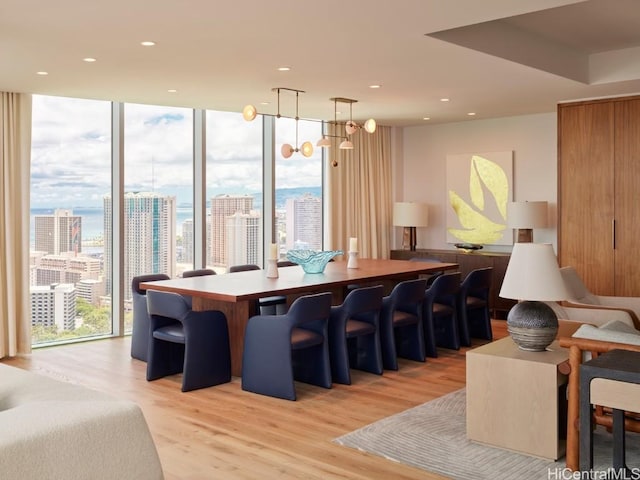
<box><xmin>507</xmin><ymin>201</ymin><xmax>548</xmax><ymax>243</ymax></box>
<box><xmin>393</xmin><ymin>202</ymin><xmax>429</xmax><ymax>251</ymax></box>
<box><xmin>499</xmin><ymin>243</ymin><xmax>569</xmax><ymax>351</ymax></box>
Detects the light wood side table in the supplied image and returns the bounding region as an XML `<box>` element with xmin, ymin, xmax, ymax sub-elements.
<box><xmin>466</xmin><ymin>336</ymin><xmax>569</xmax><ymax>460</ymax></box>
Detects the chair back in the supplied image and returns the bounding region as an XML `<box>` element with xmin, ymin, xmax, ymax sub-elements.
<box><xmin>342</xmin><ymin>285</ymin><xmax>383</xmax><ymax>318</ymax></box>
<box><xmin>287</xmin><ymin>292</ymin><xmax>333</xmax><ymax>325</ymax></box>
<box><xmin>182</xmin><ymin>269</ymin><xmax>216</xmax><ymax>278</ymax></box>
<box><xmin>425</xmin><ymin>272</ymin><xmax>461</xmax><ymax>305</ymax></box>
<box><xmin>277</xmin><ymin>260</ymin><xmax>297</xmax><ymax>268</ymax></box>
<box><xmin>388</xmin><ymin>278</ymin><xmax>428</xmax><ymax>313</ymax></box>
<box><xmin>461</xmin><ymin>267</ymin><xmax>492</xmax><ymax>299</ymax></box>
<box><xmin>229</xmin><ymin>264</ymin><xmax>260</xmax><ymax>273</ymax></box>
<box><xmin>147</xmin><ymin>290</ymin><xmax>190</xmax><ymax>321</ymax></box>
<box><xmin>132</xmin><ymin>273</ymin><xmax>170</xmax><ymax>295</ymax></box>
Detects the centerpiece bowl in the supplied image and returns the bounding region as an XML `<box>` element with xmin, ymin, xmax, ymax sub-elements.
<box><xmin>286</xmin><ymin>250</ymin><xmax>343</xmax><ymax>274</ymax></box>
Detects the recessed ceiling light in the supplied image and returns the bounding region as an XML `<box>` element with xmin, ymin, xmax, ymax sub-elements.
<box><xmin>467</xmin><ymin>112</ymin><xmax>476</xmax><ymax>116</ymax></box>
<box><xmin>277</xmin><ymin>66</ymin><xmax>291</xmax><ymax>71</ymax></box>
<box><xmin>83</xmin><ymin>57</ymin><xmax>97</xmax><ymax>63</ymax></box>
<box><xmin>369</xmin><ymin>84</ymin><xmax>381</xmax><ymax>89</ymax></box>
<box><xmin>141</xmin><ymin>41</ymin><xmax>156</xmax><ymax>46</ymax></box>
<box><xmin>440</xmin><ymin>98</ymin><xmax>450</xmax><ymax>102</ymax></box>
<box><xmin>423</xmin><ymin>117</ymin><xmax>431</xmax><ymax>121</ymax></box>
<box><xmin>167</xmin><ymin>89</ymin><xmax>177</xmax><ymax>93</ymax></box>
<box><xmin>36</xmin><ymin>71</ymin><xmax>48</xmax><ymax>76</ymax></box>
<box><xmin>260</xmin><ymin>102</ymin><xmax>270</xmax><ymax>105</ymax></box>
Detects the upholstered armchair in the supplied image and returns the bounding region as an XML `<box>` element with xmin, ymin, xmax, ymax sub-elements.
<box><xmin>560</xmin><ymin>266</ymin><xmax>640</xmax><ymax>328</ymax></box>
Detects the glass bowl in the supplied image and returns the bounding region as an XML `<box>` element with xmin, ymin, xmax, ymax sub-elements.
<box><xmin>285</xmin><ymin>250</ymin><xmax>343</xmax><ymax>274</ymax></box>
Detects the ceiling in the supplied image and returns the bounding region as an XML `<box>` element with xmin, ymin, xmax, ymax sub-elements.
<box><xmin>2</xmin><ymin>0</ymin><xmax>640</xmax><ymax>127</ymax></box>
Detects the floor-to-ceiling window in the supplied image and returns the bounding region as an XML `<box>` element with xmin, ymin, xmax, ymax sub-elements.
<box><xmin>274</xmin><ymin>118</ymin><xmax>323</xmax><ymax>256</ymax></box>
<box><xmin>30</xmin><ymin>95</ymin><xmax>112</xmax><ymax>344</ymax></box>
<box><xmin>205</xmin><ymin>111</ymin><xmax>263</xmax><ymax>273</ymax></box>
<box><xmin>120</xmin><ymin>103</ymin><xmax>193</xmax><ymax>332</ymax></box>
<box><xmin>29</xmin><ymin>96</ymin><xmax>324</xmax><ymax>346</ymax></box>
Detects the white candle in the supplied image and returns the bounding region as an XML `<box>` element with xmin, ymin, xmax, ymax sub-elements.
<box><xmin>349</xmin><ymin>237</ymin><xmax>358</xmax><ymax>252</ymax></box>
<box><xmin>269</xmin><ymin>243</ymin><xmax>278</xmax><ymax>260</ymax></box>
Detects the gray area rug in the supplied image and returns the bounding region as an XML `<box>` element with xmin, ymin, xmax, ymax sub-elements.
<box><xmin>334</xmin><ymin>389</ymin><xmax>640</xmax><ymax>480</ymax></box>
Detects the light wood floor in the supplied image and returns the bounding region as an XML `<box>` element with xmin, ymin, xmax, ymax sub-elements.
<box><xmin>3</xmin><ymin>320</ymin><xmax>507</xmax><ymax>480</ymax></box>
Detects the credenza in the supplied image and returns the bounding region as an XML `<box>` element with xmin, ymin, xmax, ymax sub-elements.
<box><xmin>390</xmin><ymin>248</ymin><xmax>515</xmax><ymax>317</ymax></box>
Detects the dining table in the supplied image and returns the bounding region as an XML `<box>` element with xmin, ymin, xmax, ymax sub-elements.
<box><xmin>141</xmin><ymin>258</ymin><xmax>458</xmax><ymax>376</ymax></box>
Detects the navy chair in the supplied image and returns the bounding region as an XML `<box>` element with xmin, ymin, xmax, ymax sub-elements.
<box><xmin>146</xmin><ymin>290</ymin><xmax>231</xmax><ymax>392</ymax></box>
<box><xmin>183</xmin><ymin>268</ymin><xmax>216</xmax><ymax>278</ymax></box>
<box><xmin>458</xmin><ymin>267</ymin><xmax>493</xmax><ymax>346</ymax></box>
<box><xmin>410</xmin><ymin>257</ymin><xmax>446</xmax><ymax>287</ymax></box>
<box><xmin>379</xmin><ymin>278</ymin><xmax>428</xmax><ymax>370</ymax></box>
<box><xmin>328</xmin><ymin>285</ymin><xmax>384</xmax><ymax>384</ymax></box>
<box><xmin>241</xmin><ymin>292</ymin><xmax>333</xmax><ymax>400</ymax></box>
<box><xmin>229</xmin><ymin>263</ymin><xmax>288</xmax><ymax>315</ymax></box>
<box><xmin>423</xmin><ymin>272</ymin><xmax>461</xmax><ymax>357</ymax></box>
<box><xmin>276</xmin><ymin>260</ymin><xmax>297</xmax><ymax>268</ymax></box>
<box><xmin>131</xmin><ymin>273</ymin><xmax>170</xmax><ymax>361</ymax></box>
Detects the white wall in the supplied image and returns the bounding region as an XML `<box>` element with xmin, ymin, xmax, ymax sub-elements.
<box><xmin>395</xmin><ymin>112</ymin><xmax>557</xmax><ymax>252</ymax></box>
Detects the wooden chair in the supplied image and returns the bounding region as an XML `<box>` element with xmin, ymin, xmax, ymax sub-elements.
<box><xmin>558</xmin><ymin>335</ymin><xmax>640</xmax><ymax>471</ymax></box>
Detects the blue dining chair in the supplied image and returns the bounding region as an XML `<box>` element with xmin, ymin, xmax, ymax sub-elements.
<box><xmin>423</xmin><ymin>272</ymin><xmax>461</xmax><ymax>357</ymax></box>
<box><xmin>241</xmin><ymin>292</ymin><xmax>333</xmax><ymax>400</ymax></box>
<box><xmin>379</xmin><ymin>278</ymin><xmax>428</xmax><ymax>370</ymax></box>
<box><xmin>182</xmin><ymin>268</ymin><xmax>216</xmax><ymax>278</ymax></box>
<box><xmin>328</xmin><ymin>285</ymin><xmax>384</xmax><ymax>384</ymax></box>
<box><xmin>131</xmin><ymin>273</ymin><xmax>170</xmax><ymax>361</ymax></box>
<box><xmin>458</xmin><ymin>267</ymin><xmax>493</xmax><ymax>346</ymax></box>
<box><xmin>146</xmin><ymin>290</ymin><xmax>231</xmax><ymax>392</ymax></box>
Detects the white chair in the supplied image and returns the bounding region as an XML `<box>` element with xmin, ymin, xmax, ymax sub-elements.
<box><xmin>544</xmin><ymin>301</ymin><xmax>635</xmax><ymax>329</ymax></box>
<box><xmin>560</xmin><ymin>266</ymin><xmax>640</xmax><ymax>328</ymax></box>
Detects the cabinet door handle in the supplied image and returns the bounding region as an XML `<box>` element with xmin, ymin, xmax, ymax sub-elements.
<box><xmin>612</xmin><ymin>219</ymin><xmax>616</xmax><ymax>250</ymax></box>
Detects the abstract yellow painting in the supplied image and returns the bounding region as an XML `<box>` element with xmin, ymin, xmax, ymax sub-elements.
<box><xmin>446</xmin><ymin>151</ymin><xmax>513</xmax><ymax>246</ymax></box>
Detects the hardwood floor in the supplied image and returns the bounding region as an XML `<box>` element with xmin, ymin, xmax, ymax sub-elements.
<box><xmin>3</xmin><ymin>320</ymin><xmax>507</xmax><ymax>480</ymax></box>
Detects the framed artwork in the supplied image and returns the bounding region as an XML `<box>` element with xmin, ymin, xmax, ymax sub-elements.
<box><xmin>446</xmin><ymin>151</ymin><xmax>513</xmax><ymax>246</ymax></box>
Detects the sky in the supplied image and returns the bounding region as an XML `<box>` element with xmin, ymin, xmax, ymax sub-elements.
<box><xmin>30</xmin><ymin>95</ymin><xmax>323</xmax><ymax>208</ymax></box>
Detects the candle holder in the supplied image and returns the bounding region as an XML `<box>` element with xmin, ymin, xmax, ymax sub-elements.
<box><xmin>265</xmin><ymin>259</ymin><xmax>279</xmax><ymax>278</ymax></box>
<box><xmin>347</xmin><ymin>251</ymin><xmax>359</xmax><ymax>269</ymax></box>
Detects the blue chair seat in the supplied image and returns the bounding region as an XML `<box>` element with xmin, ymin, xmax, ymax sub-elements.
<box><xmin>260</xmin><ymin>295</ymin><xmax>287</xmax><ymax>307</ymax></box>
<box><xmin>423</xmin><ymin>272</ymin><xmax>462</xmax><ymax>357</ymax></box>
<box><xmin>131</xmin><ymin>273</ymin><xmax>171</xmax><ymax>361</ymax></box>
<box><xmin>153</xmin><ymin>324</ymin><xmax>185</xmax><ymax>343</ymax></box>
<box><xmin>345</xmin><ymin>319</ymin><xmax>376</xmax><ymax>337</ymax></box>
<box><xmin>291</xmin><ymin>328</ymin><xmax>324</xmax><ymax>349</ymax></box>
<box><xmin>393</xmin><ymin>310</ymin><xmax>420</xmax><ymax>327</ymax></box>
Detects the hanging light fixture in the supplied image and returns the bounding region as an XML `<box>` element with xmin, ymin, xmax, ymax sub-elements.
<box><xmin>336</xmin><ymin>97</ymin><xmax>377</xmax><ymax>136</ymax></box>
<box><xmin>316</xmin><ymin>97</ymin><xmax>350</xmax><ymax>149</ymax></box>
<box><xmin>243</xmin><ymin>87</ymin><xmax>313</xmax><ymax>159</ymax></box>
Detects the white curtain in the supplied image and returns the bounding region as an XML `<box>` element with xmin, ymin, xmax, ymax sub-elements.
<box><xmin>0</xmin><ymin>92</ymin><xmax>32</xmax><ymax>358</ymax></box>
<box><xmin>327</xmin><ymin>124</ymin><xmax>392</xmax><ymax>258</ymax></box>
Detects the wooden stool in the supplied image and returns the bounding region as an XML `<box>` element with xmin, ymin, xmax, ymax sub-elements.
<box><xmin>579</xmin><ymin>349</ymin><xmax>640</xmax><ymax>472</ymax></box>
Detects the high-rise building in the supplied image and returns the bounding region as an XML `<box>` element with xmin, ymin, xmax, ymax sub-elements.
<box><xmin>104</xmin><ymin>192</ymin><xmax>176</xmax><ymax>299</ymax></box>
<box><xmin>76</xmin><ymin>279</ymin><xmax>106</xmax><ymax>307</ymax></box>
<box><xmin>30</xmin><ymin>283</ymin><xmax>77</xmax><ymax>331</ymax></box>
<box><xmin>225</xmin><ymin>211</ymin><xmax>262</xmax><ymax>268</ymax></box>
<box><xmin>34</xmin><ymin>209</ymin><xmax>82</xmax><ymax>255</ymax></box>
<box><xmin>285</xmin><ymin>194</ymin><xmax>322</xmax><ymax>250</ymax></box>
<box><xmin>34</xmin><ymin>253</ymin><xmax>101</xmax><ymax>286</ymax></box>
<box><xmin>211</xmin><ymin>194</ymin><xmax>254</xmax><ymax>268</ymax></box>
<box><xmin>181</xmin><ymin>219</ymin><xmax>193</xmax><ymax>264</ymax></box>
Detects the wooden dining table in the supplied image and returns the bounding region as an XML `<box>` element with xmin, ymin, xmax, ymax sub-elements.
<box><xmin>141</xmin><ymin>258</ymin><xmax>457</xmax><ymax>376</ymax></box>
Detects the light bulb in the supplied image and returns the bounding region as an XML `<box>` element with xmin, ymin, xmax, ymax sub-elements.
<box><xmin>345</xmin><ymin>121</ymin><xmax>358</xmax><ymax>135</ymax></box>
<box><xmin>243</xmin><ymin>104</ymin><xmax>257</xmax><ymax>122</ymax></box>
<box><xmin>301</xmin><ymin>141</ymin><xmax>314</xmax><ymax>157</ymax></box>
<box><xmin>364</xmin><ymin>118</ymin><xmax>376</xmax><ymax>133</ymax></box>
<box><xmin>281</xmin><ymin>144</ymin><xmax>294</xmax><ymax>159</ymax></box>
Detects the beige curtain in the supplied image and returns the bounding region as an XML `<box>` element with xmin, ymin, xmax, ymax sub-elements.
<box><xmin>0</xmin><ymin>92</ymin><xmax>32</xmax><ymax>358</ymax></box>
<box><xmin>327</xmin><ymin>124</ymin><xmax>392</xmax><ymax>258</ymax></box>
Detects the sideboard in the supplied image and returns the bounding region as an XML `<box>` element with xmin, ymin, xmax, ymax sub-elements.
<box><xmin>390</xmin><ymin>248</ymin><xmax>515</xmax><ymax>318</ymax></box>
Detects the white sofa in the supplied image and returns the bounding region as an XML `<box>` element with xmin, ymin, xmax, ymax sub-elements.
<box><xmin>0</xmin><ymin>363</ymin><xmax>164</xmax><ymax>480</ymax></box>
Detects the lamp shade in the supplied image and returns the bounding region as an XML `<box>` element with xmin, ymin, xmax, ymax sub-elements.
<box><xmin>507</xmin><ymin>201</ymin><xmax>548</xmax><ymax>228</ymax></box>
<box><xmin>499</xmin><ymin>243</ymin><xmax>569</xmax><ymax>301</ymax></box>
<box><xmin>393</xmin><ymin>202</ymin><xmax>429</xmax><ymax>227</ymax></box>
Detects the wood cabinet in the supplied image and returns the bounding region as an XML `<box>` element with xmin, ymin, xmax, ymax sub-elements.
<box><xmin>390</xmin><ymin>249</ymin><xmax>515</xmax><ymax>317</ymax></box>
<box><xmin>558</xmin><ymin>96</ymin><xmax>640</xmax><ymax>296</ymax></box>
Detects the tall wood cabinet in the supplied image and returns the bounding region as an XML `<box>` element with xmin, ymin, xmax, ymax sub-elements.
<box><xmin>558</xmin><ymin>96</ymin><xmax>640</xmax><ymax>296</ymax></box>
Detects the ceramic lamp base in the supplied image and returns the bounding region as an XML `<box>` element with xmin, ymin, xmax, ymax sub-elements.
<box><xmin>265</xmin><ymin>259</ymin><xmax>279</xmax><ymax>279</ymax></box>
<box><xmin>507</xmin><ymin>300</ymin><xmax>558</xmax><ymax>351</ymax></box>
